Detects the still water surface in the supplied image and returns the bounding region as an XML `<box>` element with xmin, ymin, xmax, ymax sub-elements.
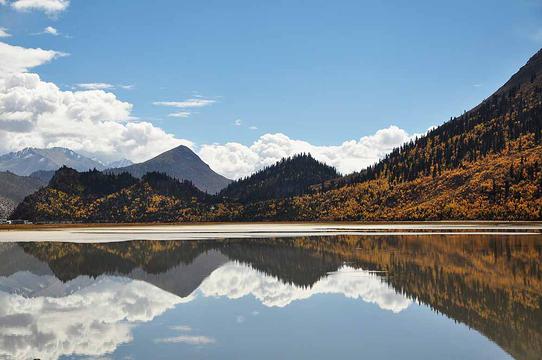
<box><xmin>0</xmin><ymin>233</ymin><xmax>541</xmax><ymax>359</ymax></box>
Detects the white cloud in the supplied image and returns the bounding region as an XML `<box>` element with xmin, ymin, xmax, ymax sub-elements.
<box><xmin>0</xmin><ymin>72</ymin><xmax>189</xmax><ymax>162</ymax></box>
<box><xmin>76</xmin><ymin>82</ymin><xmax>114</xmax><ymax>90</ymax></box>
<box><xmin>0</xmin><ymin>41</ymin><xmax>65</xmax><ymax>75</ymax></box>
<box><xmin>198</xmin><ymin>126</ymin><xmax>415</xmax><ymax>179</ymax></box>
<box><xmin>154</xmin><ymin>98</ymin><xmax>215</xmax><ymax>120</ymax></box>
<box><xmin>153</xmin><ymin>98</ymin><xmax>216</xmax><ymax>108</ymax></box>
<box><xmin>234</xmin><ymin>118</ymin><xmax>242</xmax><ymax>126</ymax></box>
<box><xmin>0</xmin><ymin>27</ymin><xmax>11</xmax><ymax>38</ymax></box>
<box><xmin>43</xmin><ymin>26</ymin><xmax>59</xmax><ymax>36</ymax></box>
<box><xmin>154</xmin><ymin>335</ymin><xmax>216</xmax><ymax>345</ymax></box>
<box><xmin>199</xmin><ymin>263</ymin><xmax>411</xmax><ymax>312</ymax></box>
<box><xmin>0</xmin><ymin>42</ymin><xmax>189</xmax><ymax>162</ymax></box>
<box><xmin>249</xmin><ymin>126</ymin><xmax>258</xmax><ymax>130</ymax></box>
<box><xmin>168</xmin><ymin>111</ymin><xmax>191</xmax><ymax>118</ymax></box>
<box><xmin>118</xmin><ymin>84</ymin><xmax>134</xmax><ymax>90</ymax></box>
<box><xmin>11</xmin><ymin>0</ymin><xmax>70</xmax><ymax>15</ymax></box>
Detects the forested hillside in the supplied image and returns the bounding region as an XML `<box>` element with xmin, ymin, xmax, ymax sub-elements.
<box><xmin>220</xmin><ymin>154</ymin><xmax>338</xmax><ymax>203</ymax></box>
<box><xmin>12</xmin><ymin>169</ymin><xmax>212</xmax><ymax>222</ymax></box>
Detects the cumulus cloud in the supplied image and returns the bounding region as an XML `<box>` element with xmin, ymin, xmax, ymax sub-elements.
<box><xmin>199</xmin><ymin>263</ymin><xmax>411</xmax><ymax>312</ymax></box>
<box><xmin>198</xmin><ymin>126</ymin><xmax>415</xmax><ymax>179</ymax></box>
<box><xmin>76</xmin><ymin>82</ymin><xmax>114</xmax><ymax>90</ymax></box>
<box><xmin>0</xmin><ymin>41</ymin><xmax>65</xmax><ymax>75</ymax></box>
<box><xmin>0</xmin><ymin>72</ymin><xmax>189</xmax><ymax>162</ymax></box>
<box><xmin>0</xmin><ymin>42</ymin><xmax>189</xmax><ymax>162</ymax></box>
<box><xmin>0</xmin><ymin>27</ymin><xmax>11</xmax><ymax>38</ymax></box>
<box><xmin>11</xmin><ymin>0</ymin><xmax>70</xmax><ymax>15</ymax></box>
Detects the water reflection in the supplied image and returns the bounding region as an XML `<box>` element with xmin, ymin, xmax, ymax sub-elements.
<box><xmin>0</xmin><ymin>234</ymin><xmax>540</xmax><ymax>359</ymax></box>
<box><xmin>199</xmin><ymin>263</ymin><xmax>410</xmax><ymax>311</ymax></box>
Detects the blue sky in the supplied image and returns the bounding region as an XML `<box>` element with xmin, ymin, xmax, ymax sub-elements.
<box><xmin>0</xmin><ymin>0</ymin><xmax>541</xmax><ymax>177</ymax></box>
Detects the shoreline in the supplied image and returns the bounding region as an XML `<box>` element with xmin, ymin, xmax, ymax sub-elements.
<box><xmin>0</xmin><ymin>221</ymin><xmax>540</xmax><ymax>243</ymax></box>
<box><xmin>2</xmin><ymin>220</ymin><xmax>542</xmax><ymax>231</ymax></box>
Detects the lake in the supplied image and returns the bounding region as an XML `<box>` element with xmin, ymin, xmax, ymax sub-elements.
<box><xmin>0</xmin><ymin>224</ymin><xmax>541</xmax><ymax>359</ymax></box>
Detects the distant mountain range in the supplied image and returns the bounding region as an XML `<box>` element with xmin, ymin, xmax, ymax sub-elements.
<box><xmin>107</xmin><ymin>145</ymin><xmax>231</xmax><ymax>194</ymax></box>
<box><xmin>0</xmin><ymin>144</ymin><xmax>231</xmax><ymax>217</ymax></box>
<box><xmin>0</xmin><ymin>147</ymin><xmax>106</xmax><ymax>176</ymax></box>
<box><xmin>0</xmin><ymin>147</ymin><xmax>135</xmax><ymax>177</ymax></box>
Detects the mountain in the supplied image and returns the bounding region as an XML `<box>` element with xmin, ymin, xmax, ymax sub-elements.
<box><xmin>107</xmin><ymin>145</ymin><xmax>231</xmax><ymax>194</ymax></box>
<box><xmin>0</xmin><ymin>147</ymin><xmax>105</xmax><ymax>176</ymax></box>
<box><xmin>220</xmin><ymin>154</ymin><xmax>339</xmax><ymax>203</ymax></box>
<box><xmin>0</xmin><ymin>172</ymin><xmax>46</xmax><ymax>218</ymax></box>
<box><xmin>12</xmin><ymin>48</ymin><xmax>542</xmax><ymax>222</ymax></box>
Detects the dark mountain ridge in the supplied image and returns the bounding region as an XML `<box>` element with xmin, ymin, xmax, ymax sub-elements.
<box><xmin>219</xmin><ymin>154</ymin><xmax>339</xmax><ymax>203</ymax></box>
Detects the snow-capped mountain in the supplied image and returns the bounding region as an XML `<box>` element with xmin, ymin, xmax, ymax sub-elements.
<box><xmin>105</xmin><ymin>158</ymin><xmax>134</xmax><ymax>168</ymax></box>
<box><xmin>0</xmin><ymin>147</ymin><xmax>106</xmax><ymax>176</ymax></box>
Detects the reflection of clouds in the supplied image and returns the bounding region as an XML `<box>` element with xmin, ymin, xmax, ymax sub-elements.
<box><xmin>199</xmin><ymin>263</ymin><xmax>411</xmax><ymax>312</ymax></box>
<box><xmin>0</xmin><ymin>262</ymin><xmax>410</xmax><ymax>358</ymax></box>
<box><xmin>155</xmin><ymin>324</ymin><xmax>215</xmax><ymax>345</ymax></box>
<box><xmin>0</xmin><ymin>272</ymin><xmax>181</xmax><ymax>360</ymax></box>
<box><xmin>154</xmin><ymin>335</ymin><xmax>216</xmax><ymax>345</ymax></box>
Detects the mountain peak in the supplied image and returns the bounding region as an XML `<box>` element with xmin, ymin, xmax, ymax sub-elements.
<box><xmin>495</xmin><ymin>47</ymin><xmax>542</xmax><ymax>95</ymax></box>
<box><xmin>108</xmin><ymin>145</ymin><xmax>231</xmax><ymax>194</ymax></box>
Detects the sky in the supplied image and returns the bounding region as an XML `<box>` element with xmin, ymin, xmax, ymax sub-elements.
<box><xmin>0</xmin><ymin>0</ymin><xmax>541</xmax><ymax>178</ymax></box>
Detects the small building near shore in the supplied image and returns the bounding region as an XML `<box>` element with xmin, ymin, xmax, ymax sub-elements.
<box><xmin>9</xmin><ymin>219</ymin><xmax>32</xmax><ymax>225</ymax></box>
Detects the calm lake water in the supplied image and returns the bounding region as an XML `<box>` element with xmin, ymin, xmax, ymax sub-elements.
<box><xmin>0</xmin><ymin>231</ymin><xmax>541</xmax><ymax>359</ymax></box>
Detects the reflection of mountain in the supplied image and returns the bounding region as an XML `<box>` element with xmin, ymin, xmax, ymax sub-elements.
<box><xmin>1</xmin><ymin>235</ymin><xmax>541</xmax><ymax>360</ymax></box>
<box><xmin>219</xmin><ymin>240</ymin><xmax>345</xmax><ymax>287</ymax></box>
<box><xmin>282</xmin><ymin>235</ymin><xmax>542</xmax><ymax>360</ymax></box>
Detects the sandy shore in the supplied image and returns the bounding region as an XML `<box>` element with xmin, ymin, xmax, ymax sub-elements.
<box><xmin>0</xmin><ymin>222</ymin><xmax>540</xmax><ymax>243</ymax></box>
